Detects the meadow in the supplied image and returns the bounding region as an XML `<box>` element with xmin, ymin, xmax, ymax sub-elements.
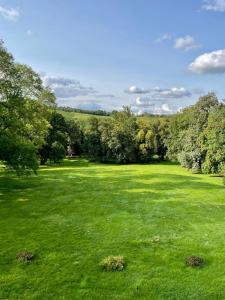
<box><xmin>59</xmin><ymin>110</ymin><xmax>110</xmax><ymax>122</ymax></box>
<box><xmin>1</xmin><ymin>159</ymin><xmax>225</xmax><ymax>299</ymax></box>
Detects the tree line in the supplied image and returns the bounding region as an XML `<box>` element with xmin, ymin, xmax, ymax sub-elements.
<box><xmin>42</xmin><ymin>93</ymin><xmax>225</xmax><ymax>178</ymax></box>
<box><xmin>1</xmin><ymin>41</ymin><xmax>225</xmax><ymax>182</ymax></box>
<box><xmin>58</xmin><ymin>106</ymin><xmax>110</xmax><ymax>117</ymax></box>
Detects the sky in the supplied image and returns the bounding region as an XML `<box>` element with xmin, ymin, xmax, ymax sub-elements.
<box><xmin>1</xmin><ymin>0</ymin><xmax>225</xmax><ymax>114</ymax></box>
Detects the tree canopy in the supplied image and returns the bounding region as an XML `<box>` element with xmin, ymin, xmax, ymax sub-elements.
<box><xmin>0</xmin><ymin>41</ymin><xmax>55</xmax><ymax>174</ymax></box>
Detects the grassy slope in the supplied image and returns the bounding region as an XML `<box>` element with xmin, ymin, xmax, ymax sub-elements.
<box><xmin>59</xmin><ymin>110</ymin><xmax>110</xmax><ymax>121</ymax></box>
<box><xmin>0</xmin><ymin>160</ymin><xmax>225</xmax><ymax>299</ymax></box>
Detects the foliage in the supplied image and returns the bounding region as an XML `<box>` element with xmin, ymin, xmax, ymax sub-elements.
<box><xmin>0</xmin><ymin>41</ymin><xmax>55</xmax><ymax>174</ymax></box>
<box><xmin>66</xmin><ymin>119</ymin><xmax>83</xmax><ymax>156</ymax></box>
<box><xmin>78</xmin><ymin>107</ymin><xmax>169</xmax><ymax>164</ymax></box>
<box><xmin>166</xmin><ymin>93</ymin><xmax>224</xmax><ymax>174</ymax></box>
<box><xmin>107</xmin><ymin>107</ymin><xmax>137</xmax><ymax>163</ymax></box>
<box><xmin>100</xmin><ymin>256</ymin><xmax>125</xmax><ymax>271</ymax></box>
<box><xmin>39</xmin><ymin>112</ymin><xmax>68</xmax><ymax>164</ymax></box>
<box><xmin>0</xmin><ymin>136</ymin><xmax>38</xmax><ymax>175</ymax></box>
<box><xmin>83</xmin><ymin>117</ymin><xmax>103</xmax><ymax>161</ymax></box>
<box><xmin>199</xmin><ymin>105</ymin><xmax>225</xmax><ymax>174</ymax></box>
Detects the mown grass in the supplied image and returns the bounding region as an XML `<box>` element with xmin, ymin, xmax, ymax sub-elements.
<box><xmin>0</xmin><ymin>159</ymin><xmax>225</xmax><ymax>299</ymax></box>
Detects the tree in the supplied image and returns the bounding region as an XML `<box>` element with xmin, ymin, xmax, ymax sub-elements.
<box><xmin>39</xmin><ymin>112</ymin><xmax>68</xmax><ymax>164</ymax></box>
<box><xmin>66</xmin><ymin>120</ymin><xmax>83</xmax><ymax>156</ymax></box>
<box><xmin>136</xmin><ymin>117</ymin><xmax>155</xmax><ymax>162</ymax></box>
<box><xmin>108</xmin><ymin>107</ymin><xmax>137</xmax><ymax>163</ymax></box>
<box><xmin>0</xmin><ymin>41</ymin><xmax>55</xmax><ymax>174</ymax></box>
<box><xmin>166</xmin><ymin>93</ymin><xmax>219</xmax><ymax>172</ymax></box>
<box><xmin>83</xmin><ymin>117</ymin><xmax>103</xmax><ymax>161</ymax></box>
<box><xmin>199</xmin><ymin>104</ymin><xmax>225</xmax><ymax>173</ymax></box>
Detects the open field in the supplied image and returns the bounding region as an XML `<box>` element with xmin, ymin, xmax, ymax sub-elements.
<box><xmin>59</xmin><ymin>110</ymin><xmax>110</xmax><ymax>122</ymax></box>
<box><xmin>0</xmin><ymin>159</ymin><xmax>225</xmax><ymax>299</ymax></box>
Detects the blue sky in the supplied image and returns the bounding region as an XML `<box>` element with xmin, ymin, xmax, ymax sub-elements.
<box><xmin>1</xmin><ymin>0</ymin><xmax>225</xmax><ymax>113</ymax></box>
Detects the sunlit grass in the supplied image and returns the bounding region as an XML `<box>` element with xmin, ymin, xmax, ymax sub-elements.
<box><xmin>0</xmin><ymin>159</ymin><xmax>225</xmax><ymax>299</ymax></box>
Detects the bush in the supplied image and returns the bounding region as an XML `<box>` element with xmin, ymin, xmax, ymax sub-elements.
<box><xmin>100</xmin><ymin>255</ymin><xmax>125</xmax><ymax>271</ymax></box>
<box><xmin>178</xmin><ymin>151</ymin><xmax>202</xmax><ymax>171</ymax></box>
<box><xmin>185</xmin><ymin>255</ymin><xmax>204</xmax><ymax>267</ymax></box>
<box><xmin>49</xmin><ymin>141</ymin><xmax>66</xmax><ymax>163</ymax></box>
<box><xmin>16</xmin><ymin>250</ymin><xmax>34</xmax><ymax>263</ymax></box>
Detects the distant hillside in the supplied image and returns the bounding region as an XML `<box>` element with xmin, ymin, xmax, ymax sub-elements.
<box><xmin>58</xmin><ymin>106</ymin><xmax>171</xmax><ymax>122</ymax></box>
<box><xmin>58</xmin><ymin>108</ymin><xmax>110</xmax><ymax>121</ymax></box>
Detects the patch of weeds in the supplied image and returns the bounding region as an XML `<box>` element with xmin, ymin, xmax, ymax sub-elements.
<box><xmin>16</xmin><ymin>250</ymin><xmax>34</xmax><ymax>263</ymax></box>
<box><xmin>185</xmin><ymin>256</ymin><xmax>204</xmax><ymax>267</ymax></box>
<box><xmin>100</xmin><ymin>255</ymin><xmax>125</xmax><ymax>271</ymax></box>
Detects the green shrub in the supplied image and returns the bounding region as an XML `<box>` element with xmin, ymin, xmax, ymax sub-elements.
<box><xmin>185</xmin><ymin>256</ymin><xmax>204</xmax><ymax>267</ymax></box>
<box><xmin>100</xmin><ymin>255</ymin><xmax>125</xmax><ymax>271</ymax></box>
<box><xmin>16</xmin><ymin>250</ymin><xmax>34</xmax><ymax>263</ymax></box>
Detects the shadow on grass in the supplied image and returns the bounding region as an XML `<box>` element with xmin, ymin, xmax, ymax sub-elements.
<box><xmin>0</xmin><ymin>160</ymin><xmax>224</xmax><ymax>205</ymax></box>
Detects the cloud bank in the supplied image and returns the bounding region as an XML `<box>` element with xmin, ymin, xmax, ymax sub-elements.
<box><xmin>189</xmin><ymin>49</ymin><xmax>225</xmax><ymax>74</ymax></box>
<box><xmin>125</xmin><ymin>86</ymin><xmax>150</xmax><ymax>94</ymax></box>
<box><xmin>126</xmin><ymin>85</ymin><xmax>191</xmax><ymax>100</ymax></box>
<box><xmin>41</xmin><ymin>74</ymin><xmax>97</xmax><ymax>98</ymax></box>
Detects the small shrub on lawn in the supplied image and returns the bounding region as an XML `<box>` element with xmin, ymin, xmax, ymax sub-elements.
<box><xmin>16</xmin><ymin>250</ymin><xmax>34</xmax><ymax>263</ymax></box>
<box><xmin>100</xmin><ymin>255</ymin><xmax>125</xmax><ymax>271</ymax></box>
<box><xmin>185</xmin><ymin>255</ymin><xmax>204</xmax><ymax>267</ymax></box>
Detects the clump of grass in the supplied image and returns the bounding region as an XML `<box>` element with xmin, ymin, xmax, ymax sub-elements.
<box><xmin>16</xmin><ymin>250</ymin><xmax>34</xmax><ymax>263</ymax></box>
<box><xmin>185</xmin><ymin>255</ymin><xmax>204</xmax><ymax>267</ymax></box>
<box><xmin>100</xmin><ymin>255</ymin><xmax>125</xmax><ymax>271</ymax></box>
<box><xmin>150</xmin><ymin>236</ymin><xmax>160</xmax><ymax>243</ymax></box>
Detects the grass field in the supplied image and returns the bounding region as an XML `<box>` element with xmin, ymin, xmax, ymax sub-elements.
<box><xmin>59</xmin><ymin>110</ymin><xmax>110</xmax><ymax>122</ymax></box>
<box><xmin>1</xmin><ymin>159</ymin><xmax>225</xmax><ymax>299</ymax></box>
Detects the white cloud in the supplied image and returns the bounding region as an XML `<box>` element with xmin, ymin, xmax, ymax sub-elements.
<box><xmin>202</xmin><ymin>0</ymin><xmax>225</xmax><ymax>11</ymax></box>
<box><xmin>132</xmin><ymin>103</ymin><xmax>175</xmax><ymax>115</ymax></box>
<box><xmin>177</xmin><ymin>107</ymin><xmax>183</xmax><ymax>113</ymax></box>
<box><xmin>125</xmin><ymin>85</ymin><xmax>150</xmax><ymax>94</ymax></box>
<box><xmin>189</xmin><ymin>49</ymin><xmax>225</xmax><ymax>74</ymax></box>
<box><xmin>133</xmin><ymin>86</ymin><xmax>191</xmax><ymax>114</ymax></box>
<box><xmin>175</xmin><ymin>35</ymin><xmax>201</xmax><ymax>51</ymax></box>
<box><xmin>157</xmin><ymin>87</ymin><xmax>191</xmax><ymax>98</ymax></box>
<box><xmin>135</xmin><ymin>96</ymin><xmax>155</xmax><ymax>107</ymax></box>
<box><xmin>131</xmin><ymin>86</ymin><xmax>191</xmax><ymax>103</ymax></box>
<box><xmin>161</xmin><ymin>103</ymin><xmax>172</xmax><ymax>112</ymax></box>
<box><xmin>155</xmin><ymin>34</ymin><xmax>173</xmax><ymax>43</ymax></box>
<box><xmin>41</xmin><ymin>74</ymin><xmax>97</xmax><ymax>98</ymax></box>
<box><xmin>0</xmin><ymin>5</ymin><xmax>20</xmax><ymax>21</ymax></box>
<box><xmin>154</xmin><ymin>104</ymin><xmax>173</xmax><ymax>115</ymax></box>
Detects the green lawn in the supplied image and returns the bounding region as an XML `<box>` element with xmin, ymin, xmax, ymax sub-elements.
<box><xmin>0</xmin><ymin>160</ymin><xmax>225</xmax><ymax>299</ymax></box>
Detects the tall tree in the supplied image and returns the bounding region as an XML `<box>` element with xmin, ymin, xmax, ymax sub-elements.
<box><xmin>39</xmin><ymin>112</ymin><xmax>68</xmax><ymax>164</ymax></box>
<box><xmin>0</xmin><ymin>41</ymin><xmax>55</xmax><ymax>174</ymax></box>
